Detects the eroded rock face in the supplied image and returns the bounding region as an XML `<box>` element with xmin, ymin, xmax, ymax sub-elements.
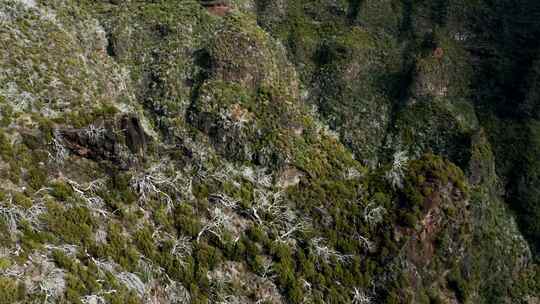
<box><xmin>121</xmin><ymin>115</ymin><xmax>148</xmax><ymax>156</ymax></box>
<box><xmin>201</xmin><ymin>1</ymin><xmax>232</xmax><ymax>16</ymax></box>
<box><xmin>58</xmin><ymin>115</ymin><xmax>148</xmax><ymax>169</ymax></box>
<box><xmin>401</xmin><ymin>182</ymin><xmax>469</xmax><ymax>267</ymax></box>
<box><xmin>277</xmin><ymin>166</ymin><xmax>305</xmax><ymax>188</ymax></box>
<box><xmin>388</xmin><ymin>154</ymin><xmax>473</xmax><ymax>302</ymax></box>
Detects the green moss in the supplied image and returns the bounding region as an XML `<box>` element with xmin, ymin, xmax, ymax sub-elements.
<box><xmin>0</xmin><ymin>103</ymin><xmax>13</xmax><ymax>127</ymax></box>
<box><xmin>394</xmin><ymin>100</ymin><xmax>473</xmax><ymax>167</ymax></box>
<box><xmin>400</xmin><ymin>153</ymin><xmax>468</xmax><ymax>226</ymax></box>
<box><xmin>52</xmin><ymin>250</ymin><xmax>101</xmax><ymax>300</ymax></box>
<box><xmin>20</xmin><ymin>221</ymin><xmax>52</xmax><ymax>253</ymax></box>
<box><xmin>44</xmin><ymin>203</ymin><xmax>96</xmax><ymax>245</ymax></box>
<box><xmin>0</xmin><ymin>277</ymin><xmax>26</xmax><ymax>304</ymax></box>
<box><xmin>0</xmin><ymin>258</ymin><xmax>11</xmax><ymax>271</ymax></box>
<box><xmin>133</xmin><ymin>226</ymin><xmax>158</xmax><ymax>259</ymax></box>
<box><xmin>50</xmin><ymin>181</ymin><xmax>74</xmax><ymax>201</ymax></box>
<box><xmin>90</xmin><ymin>223</ymin><xmax>140</xmax><ymax>271</ymax></box>
<box><xmin>27</xmin><ymin>166</ymin><xmax>48</xmax><ymax>191</ymax></box>
<box><xmin>12</xmin><ymin>192</ymin><xmax>32</xmax><ymax>208</ymax></box>
<box><xmin>0</xmin><ymin>132</ymin><xmax>13</xmax><ymax>160</ymax></box>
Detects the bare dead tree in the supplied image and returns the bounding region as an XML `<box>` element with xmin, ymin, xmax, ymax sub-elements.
<box><xmin>352</xmin><ymin>288</ymin><xmax>372</xmax><ymax>304</ymax></box>
<box><xmin>0</xmin><ymin>194</ymin><xmax>45</xmax><ymax>233</ymax></box>
<box><xmin>88</xmin><ymin>256</ymin><xmax>117</xmax><ymax>275</ymax></box>
<box><xmin>259</xmin><ymin>256</ymin><xmax>274</xmax><ymax>279</ymax></box>
<box><xmin>218</xmin><ymin>106</ymin><xmax>250</xmax><ymax>131</ymax></box>
<box><xmin>17</xmin><ymin>253</ymin><xmax>67</xmax><ymax>303</ymax></box>
<box><xmin>210</xmin><ymin>193</ymin><xmax>239</xmax><ymax>209</ymax></box>
<box><xmin>241</xmin><ymin>166</ymin><xmax>272</xmax><ymax>188</ymax></box>
<box><xmin>208</xmin><ymin>163</ymin><xmax>236</xmax><ymax>181</ymax></box>
<box><xmin>344</xmin><ymin>167</ymin><xmax>362</xmax><ymax>180</ymax></box>
<box><xmin>250</xmin><ymin>189</ymin><xmax>284</xmax><ymax>225</ymax></box>
<box><xmin>364</xmin><ymin>202</ymin><xmax>387</xmax><ymax>226</ymax></box>
<box><xmin>155</xmin><ymin>231</ymin><xmax>192</xmax><ymax>264</ymax></box>
<box><xmin>163</xmin><ymin>276</ymin><xmax>191</xmax><ymax>304</ymax></box>
<box><xmin>196</xmin><ymin>207</ymin><xmax>232</xmax><ymax>242</ymax></box>
<box><xmin>84</xmin><ymin>124</ymin><xmax>106</xmax><ymax>144</ymax></box>
<box><xmin>44</xmin><ymin>244</ymin><xmax>78</xmax><ymax>257</ymax></box>
<box><xmin>64</xmin><ymin>177</ymin><xmax>109</xmax><ymax>217</ymax></box>
<box><xmin>219</xmin><ymin>295</ymin><xmax>245</xmax><ymax>304</ymax></box>
<box><xmin>257</xmin><ymin>299</ymin><xmax>279</xmax><ymax>304</ymax></box>
<box><xmin>48</xmin><ymin>130</ymin><xmax>68</xmax><ymax>163</ymax></box>
<box><xmin>39</xmin><ymin>268</ymin><xmax>66</xmax><ymax>304</ymax></box>
<box><xmin>301</xmin><ymin>279</ymin><xmax>312</xmax><ymax>304</ymax></box>
<box><xmin>276</xmin><ymin>220</ymin><xmax>308</xmax><ymax>244</ymax></box>
<box><xmin>251</xmin><ymin>188</ymin><xmax>307</xmax><ymax>244</ymax></box>
<box><xmin>0</xmin><ymin>203</ymin><xmax>24</xmax><ymax>233</ymax></box>
<box><xmin>385</xmin><ymin>151</ymin><xmax>408</xmax><ymax>189</ymax></box>
<box><xmin>248</xmin><ymin>189</ymin><xmax>310</xmax><ymax>245</ymax></box>
<box><xmin>81</xmin><ymin>294</ymin><xmax>111</xmax><ymax>304</ymax></box>
<box><xmin>175</xmin><ymin>174</ymin><xmax>195</xmax><ymax>202</ymax></box>
<box><xmin>309</xmin><ymin>237</ymin><xmax>353</xmax><ymax>266</ymax></box>
<box><xmin>355</xmin><ymin>233</ymin><xmax>375</xmax><ymax>252</ymax></box>
<box><xmin>130</xmin><ymin>162</ymin><xmax>182</xmax><ymax>213</ymax></box>
<box><xmin>81</xmin><ymin>293</ymin><xmax>108</xmax><ymax>304</ymax></box>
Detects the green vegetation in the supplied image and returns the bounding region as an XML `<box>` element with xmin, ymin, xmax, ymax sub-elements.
<box><xmin>403</xmin><ymin>153</ymin><xmax>467</xmax><ymax>209</ymax></box>
<box><xmin>0</xmin><ymin>0</ymin><xmax>537</xmax><ymax>303</ymax></box>
<box><xmin>0</xmin><ymin>277</ymin><xmax>26</xmax><ymax>304</ymax></box>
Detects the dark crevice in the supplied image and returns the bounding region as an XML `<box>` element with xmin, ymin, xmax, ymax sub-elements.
<box><xmin>186</xmin><ymin>48</ymin><xmax>213</xmax><ymax>128</ymax></box>
<box><xmin>105</xmin><ymin>32</ymin><xmax>117</xmax><ymax>58</ymax></box>
<box><xmin>346</xmin><ymin>0</ymin><xmax>363</xmax><ymax>23</ymax></box>
<box><xmin>399</xmin><ymin>0</ymin><xmax>414</xmax><ymax>41</ymax></box>
<box><xmin>465</xmin><ymin>0</ymin><xmax>540</xmax><ymax>256</ymax></box>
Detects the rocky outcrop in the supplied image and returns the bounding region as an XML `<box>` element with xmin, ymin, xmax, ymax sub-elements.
<box><xmin>57</xmin><ymin>115</ymin><xmax>147</xmax><ymax>169</ymax></box>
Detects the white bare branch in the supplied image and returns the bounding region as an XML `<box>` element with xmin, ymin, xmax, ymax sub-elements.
<box><xmin>84</xmin><ymin>124</ymin><xmax>106</xmax><ymax>144</ymax></box>
<box><xmin>352</xmin><ymin>288</ymin><xmax>372</xmax><ymax>304</ymax></box>
<box><xmin>259</xmin><ymin>256</ymin><xmax>274</xmax><ymax>279</ymax></box>
<box><xmin>44</xmin><ymin>244</ymin><xmax>78</xmax><ymax>257</ymax></box>
<box><xmin>163</xmin><ymin>277</ymin><xmax>191</xmax><ymax>304</ymax></box>
<box><xmin>309</xmin><ymin>237</ymin><xmax>353</xmax><ymax>265</ymax></box>
<box><xmin>63</xmin><ymin>177</ymin><xmax>109</xmax><ymax>217</ymax></box>
<box><xmin>0</xmin><ymin>194</ymin><xmax>45</xmax><ymax>233</ymax></box>
<box><xmin>241</xmin><ymin>166</ymin><xmax>272</xmax><ymax>188</ymax></box>
<box><xmin>196</xmin><ymin>207</ymin><xmax>232</xmax><ymax>242</ymax></box>
<box><xmin>251</xmin><ymin>188</ymin><xmax>287</xmax><ymax>227</ymax></box>
<box><xmin>344</xmin><ymin>167</ymin><xmax>362</xmax><ymax>180</ymax></box>
<box><xmin>385</xmin><ymin>151</ymin><xmax>409</xmax><ymax>189</ymax></box>
<box><xmin>249</xmin><ymin>188</ymin><xmax>308</xmax><ymax>245</ymax></box>
<box><xmin>300</xmin><ymin>279</ymin><xmax>317</xmax><ymax>304</ymax></box>
<box><xmin>355</xmin><ymin>233</ymin><xmax>375</xmax><ymax>252</ymax></box>
<box><xmin>277</xmin><ymin>220</ymin><xmax>307</xmax><ymax>244</ymax></box>
<box><xmin>130</xmin><ymin>162</ymin><xmax>182</xmax><ymax>213</ymax></box>
<box><xmin>48</xmin><ymin>130</ymin><xmax>68</xmax><ymax>163</ymax></box>
<box><xmin>210</xmin><ymin>193</ymin><xmax>239</xmax><ymax>209</ymax></box>
<box><xmin>218</xmin><ymin>104</ymin><xmax>251</xmax><ymax>131</ymax></box>
<box><xmin>10</xmin><ymin>253</ymin><xmax>67</xmax><ymax>303</ymax></box>
<box><xmin>208</xmin><ymin>163</ymin><xmax>236</xmax><ymax>181</ymax></box>
<box><xmin>81</xmin><ymin>294</ymin><xmax>111</xmax><ymax>304</ymax></box>
<box><xmin>154</xmin><ymin>231</ymin><xmax>192</xmax><ymax>263</ymax></box>
<box><xmin>364</xmin><ymin>202</ymin><xmax>387</xmax><ymax>226</ymax></box>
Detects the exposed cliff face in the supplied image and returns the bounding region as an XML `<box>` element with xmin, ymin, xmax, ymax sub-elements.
<box><xmin>0</xmin><ymin>0</ymin><xmax>538</xmax><ymax>303</ymax></box>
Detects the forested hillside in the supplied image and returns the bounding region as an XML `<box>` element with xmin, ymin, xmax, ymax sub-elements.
<box><xmin>0</xmin><ymin>0</ymin><xmax>538</xmax><ymax>303</ymax></box>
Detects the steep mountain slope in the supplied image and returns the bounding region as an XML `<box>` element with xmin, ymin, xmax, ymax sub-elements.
<box><xmin>0</xmin><ymin>0</ymin><xmax>538</xmax><ymax>303</ymax></box>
